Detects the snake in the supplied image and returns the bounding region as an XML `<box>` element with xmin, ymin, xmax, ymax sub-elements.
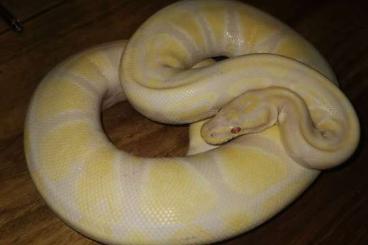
<box><xmin>24</xmin><ymin>0</ymin><xmax>360</xmax><ymax>244</ymax></box>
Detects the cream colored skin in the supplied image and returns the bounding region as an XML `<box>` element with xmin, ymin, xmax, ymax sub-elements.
<box><xmin>24</xmin><ymin>0</ymin><xmax>359</xmax><ymax>244</ymax></box>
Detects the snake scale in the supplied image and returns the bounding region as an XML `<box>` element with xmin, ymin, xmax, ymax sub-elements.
<box><xmin>24</xmin><ymin>0</ymin><xmax>360</xmax><ymax>244</ymax></box>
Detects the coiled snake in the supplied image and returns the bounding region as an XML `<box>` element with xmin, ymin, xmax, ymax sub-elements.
<box><xmin>24</xmin><ymin>0</ymin><xmax>360</xmax><ymax>244</ymax></box>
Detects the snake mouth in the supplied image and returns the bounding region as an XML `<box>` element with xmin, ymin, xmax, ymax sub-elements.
<box><xmin>200</xmin><ymin>122</ymin><xmax>239</xmax><ymax>145</ymax></box>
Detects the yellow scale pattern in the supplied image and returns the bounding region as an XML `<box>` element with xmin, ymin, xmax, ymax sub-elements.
<box><xmin>140</xmin><ymin>160</ymin><xmax>216</xmax><ymax>225</ymax></box>
<box><xmin>217</xmin><ymin>145</ymin><xmax>287</xmax><ymax>196</ymax></box>
<box><xmin>38</xmin><ymin>121</ymin><xmax>95</xmax><ymax>181</ymax></box>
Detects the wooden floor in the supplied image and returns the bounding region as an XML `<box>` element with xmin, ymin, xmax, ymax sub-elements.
<box><xmin>0</xmin><ymin>0</ymin><xmax>367</xmax><ymax>244</ymax></box>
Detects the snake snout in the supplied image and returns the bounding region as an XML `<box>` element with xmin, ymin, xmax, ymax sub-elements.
<box><xmin>201</xmin><ymin>118</ymin><xmax>235</xmax><ymax>145</ymax></box>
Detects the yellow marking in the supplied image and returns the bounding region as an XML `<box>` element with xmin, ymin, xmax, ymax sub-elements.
<box><xmin>242</xmin><ymin>95</ymin><xmax>261</xmax><ymax>113</ymax></box>
<box><xmin>124</xmin><ymin>231</ymin><xmax>151</xmax><ymax>244</ymax></box>
<box><xmin>224</xmin><ymin>108</ymin><xmax>239</xmax><ymax>121</ymax></box>
<box><xmin>223</xmin><ymin>212</ymin><xmax>251</xmax><ymax>235</ymax></box>
<box><xmin>236</xmin><ymin>7</ymin><xmax>282</xmax><ymax>51</ymax></box>
<box><xmin>38</xmin><ymin>121</ymin><xmax>95</xmax><ymax>181</ymax></box>
<box><xmin>200</xmin><ymin>4</ymin><xmax>226</xmax><ymax>45</ymax></box>
<box><xmin>75</xmin><ymin>146</ymin><xmax>122</xmax><ymax>236</ymax></box>
<box><xmin>87</xmin><ymin>51</ymin><xmax>115</xmax><ymax>79</ymax></box>
<box><xmin>217</xmin><ymin>145</ymin><xmax>287</xmax><ymax>196</ymax></box>
<box><xmin>145</xmin><ymin>33</ymin><xmax>192</xmax><ymax>70</ymax></box>
<box><xmin>275</xmin><ymin>34</ymin><xmax>322</xmax><ymax>68</ymax></box>
<box><xmin>66</xmin><ymin>56</ymin><xmax>108</xmax><ymax>91</ymax></box>
<box><xmin>259</xmin><ymin>126</ymin><xmax>282</xmax><ymax>141</ymax></box>
<box><xmin>140</xmin><ymin>160</ymin><xmax>216</xmax><ymax>224</ymax></box>
<box><xmin>127</xmin><ymin>32</ymin><xmax>193</xmax><ymax>88</ymax></box>
<box><xmin>165</xmin><ymin>9</ymin><xmax>206</xmax><ymax>49</ymax></box>
<box><xmin>260</xmin><ymin>172</ymin><xmax>316</xmax><ymax>217</ymax></box>
<box><xmin>170</xmin><ymin>225</ymin><xmax>212</xmax><ymax>244</ymax></box>
<box><xmin>35</xmin><ymin>78</ymin><xmax>95</xmax><ymax>120</ymax></box>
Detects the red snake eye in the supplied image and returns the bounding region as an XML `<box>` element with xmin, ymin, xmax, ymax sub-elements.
<box><xmin>231</xmin><ymin>127</ymin><xmax>241</xmax><ymax>134</ymax></box>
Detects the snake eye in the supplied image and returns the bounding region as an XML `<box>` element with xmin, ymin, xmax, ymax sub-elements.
<box><xmin>230</xmin><ymin>127</ymin><xmax>241</xmax><ymax>134</ymax></box>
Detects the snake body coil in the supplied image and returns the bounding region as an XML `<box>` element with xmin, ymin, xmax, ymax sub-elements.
<box><xmin>24</xmin><ymin>0</ymin><xmax>360</xmax><ymax>244</ymax></box>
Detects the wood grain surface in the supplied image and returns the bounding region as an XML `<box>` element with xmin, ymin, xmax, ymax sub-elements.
<box><xmin>0</xmin><ymin>0</ymin><xmax>367</xmax><ymax>244</ymax></box>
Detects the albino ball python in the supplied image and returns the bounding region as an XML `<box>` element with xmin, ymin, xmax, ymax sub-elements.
<box><xmin>24</xmin><ymin>0</ymin><xmax>360</xmax><ymax>244</ymax></box>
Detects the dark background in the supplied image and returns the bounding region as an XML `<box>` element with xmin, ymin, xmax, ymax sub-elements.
<box><xmin>0</xmin><ymin>0</ymin><xmax>367</xmax><ymax>244</ymax></box>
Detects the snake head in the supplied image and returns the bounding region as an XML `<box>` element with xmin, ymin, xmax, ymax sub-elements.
<box><xmin>201</xmin><ymin>90</ymin><xmax>276</xmax><ymax>145</ymax></box>
<box><xmin>201</xmin><ymin>97</ymin><xmax>247</xmax><ymax>145</ymax></box>
<box><xmin>201</xmin><ymin>109</ymin><xmax>244</xmax><ymax>145</ymax></box>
